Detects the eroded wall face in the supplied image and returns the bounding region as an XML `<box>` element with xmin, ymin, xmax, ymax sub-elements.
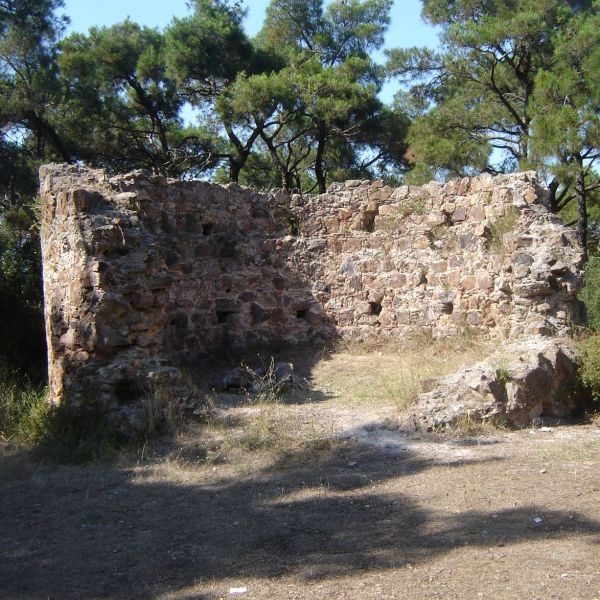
<box><xmin>40</xmin><ymin>165</ymin><xmax>583</xmax><ymax>434</ymax></box>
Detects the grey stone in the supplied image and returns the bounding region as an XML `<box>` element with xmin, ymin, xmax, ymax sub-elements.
<box><xmin>409</xmin><ymin>337</ymin><xmax>579</xmax><ymax>430</ymax></box>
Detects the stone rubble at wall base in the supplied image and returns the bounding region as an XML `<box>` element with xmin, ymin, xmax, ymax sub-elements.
<box><xmin>39</xmin><ymin>164</ymin><xmax>585</xmax><ymax>437</ymax></box>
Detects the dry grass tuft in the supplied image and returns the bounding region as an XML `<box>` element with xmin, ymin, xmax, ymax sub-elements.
<box><xmin>449</xmin><ymin>412</ymin><xmax>509</xmax><ymax>436</ymax></box>
<box><xmin>534</xmin><ymin>436</ymin><xmax>600</xmax><ymax>462</ymax></box>
<box><xmin>131</xmin><ymin>333</ymin><xmax>489</xmax><ymax>473</ymax></box>
<box><xmin>485</xmin><ymin>206</ymin><xmax>519</xmax><ymax>252</ymax></box>
<box><xmin>314</xmin><ymin>335</ymin><xmax>486</xmax><ymax>413</ymax></box>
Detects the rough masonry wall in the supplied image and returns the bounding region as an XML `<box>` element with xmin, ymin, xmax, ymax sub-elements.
<box><xmin>39</xmin><ymin>164</ymin><xmax>584</xmax><ymax>434</ymax></box>
<box><xmin>294</xmin><ymin>173</ymin><xmax>583</xmax><ymax>339</ymax></box>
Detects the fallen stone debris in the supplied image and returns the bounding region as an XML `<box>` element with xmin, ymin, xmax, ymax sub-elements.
<box><xmin>221</xmin><ymin>361</ymin><xmax>307</xmax><ymax>394</ymax></box>
<box><xmin>407</xmin><ymin>337</ymin><xmax>580</xmax><ymax>430</ymax></box>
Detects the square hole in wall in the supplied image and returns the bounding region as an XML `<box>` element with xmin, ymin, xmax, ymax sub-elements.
<box><xmin>369</xmin><ymin>301</ymin><xmax>382</xmax><ymax>316</ymax></box>
<box><xmin>216</xmin><ymin>310</ymin><xmax>236</xmax><ymax>324</ymax></box>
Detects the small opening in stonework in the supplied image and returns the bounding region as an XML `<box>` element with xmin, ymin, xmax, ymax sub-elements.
<box><xmin>160</xmin><ymin>212</ymin><xmax>173</xmax><ymax>233</ymax></box>
<box><xmin>114</xmin><ymin>378</ymin><xmax>143</xmax><ymax>402</ymax></box>
<box><xmin>289</xmin><ymin>215</ymin><xmax>301</xmax><ymax>236</ymax></box>
<box><xmin>216</xmin><ymin>236</ymin><xmax>238</xmax><ymax>257</ymax></box>
<box><xmin>216</xmin><ymin>310</ymin><xmax>235</xmax><ymax>324</ymax></box>
<box><xmin>364</xmin><ymin>212</ymin><xmax>377</xmax><ymax>233</ymax></box>
<box><xmin>202</xmin><ymin>223</ymin><xmax>213</xmax><ymax>236</ymax></box>
<box><xmin>369</xmin><ymin>301</ymin><xmax>382</xmax><ymax>316</ymax></box>
<box><xmin>296</xmin><ymin>309</ymin><xmax>309</xmax><ymax>319</ymax></box>
<box><xmin>225</xmin><ymin>287</ymin><xmax>232</xmax><ymax>294</ymax></box>
<box><xmin>442</xmin><ymin>301</ymin><xmax>454</xmax><ymax>315</ymax></box>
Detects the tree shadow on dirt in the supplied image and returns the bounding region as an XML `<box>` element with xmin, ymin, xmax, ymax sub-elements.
<box><xmin>1</xmin><ymin>440</ymin><xmax>599</xmax><ymax>600</ymax></box>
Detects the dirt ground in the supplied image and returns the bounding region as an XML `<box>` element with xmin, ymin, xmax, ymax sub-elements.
<box><xmin>2</xmin><ymin>343</ymin><xmax>600</xmax><ymax>600</ymax></box>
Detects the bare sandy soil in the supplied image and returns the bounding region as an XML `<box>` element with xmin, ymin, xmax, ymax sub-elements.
<box><xmin>2</xmin><ymin>344</ymin><xmax>600</xmax><ymax>600</ymax></box>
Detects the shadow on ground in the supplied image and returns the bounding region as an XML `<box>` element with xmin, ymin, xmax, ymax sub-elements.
<box><xmin>2</xmin><ymin>437</ymin><xmax>599</xmax><ymax>600</ymax></box>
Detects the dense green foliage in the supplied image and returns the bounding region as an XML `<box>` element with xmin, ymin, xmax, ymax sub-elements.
<box><xmin>578</xmin><ymin>333</ymin><xmax>600</xmax><ymax>402</ymax></box>
<box><xmin>0</xmin><ymin>364</ymin><xmax>48</xmax><ymax>443</ymax></box>
<box><xmin>576</xmin><ymin>255</ymin><xmax>600</xmax><ymax>406</ymax></box>
<box><xmin>0</xmin><ymin>367</ymin><xmax>122</xmax><ymax>462</ymax></box>
<box><xmin>580</xmin><ymin>257</ymin><xmax>600</xmax><ymax>330</ymax></box>
<box><xmin>0</xmin><ymin>0</ymin><xmax>67</xmax><ymax>379</ymax></box>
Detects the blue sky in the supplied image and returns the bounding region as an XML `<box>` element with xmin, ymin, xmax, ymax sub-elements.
<box><xmin>61</xmin><ymin>1</ymin><xmax>439</xmax><ymax>49</ymax></box>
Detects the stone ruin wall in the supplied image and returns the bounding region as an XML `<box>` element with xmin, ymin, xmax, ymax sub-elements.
<box><xmin>39</xmin><ymin>164</ymin><xmax>584</xmax><ymax>432</ymax></box>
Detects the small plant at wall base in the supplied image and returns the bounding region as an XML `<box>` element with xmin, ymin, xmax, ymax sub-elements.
<box><xmin>0</xmin><ymin>369</ymin><xmax>122</xmax><ymax>463</ymax></box>
<box><xmin>428</xmin><ymin>222</ymin><xmax>449</xmax><ymax>243</ymax></box>
<box><xmin>574</xmin><ymin>258</ymin><xmax>600</xmax><ymax>411</ymax></box>
<box><xmin>288</xmin><ymin>214</ymin><xmax>302</xmax><ymax>236</ymax></box>
<box><xmin>399</xmin><ymin>197</ymin><xmax>426</xmax><ymax>217</ymax></box>
<box><xmin>144</xmin><ymin>381</ymin><xmax>184</xmax><ymax>436</ymax></box>
<box><xmin>0</xmin><ymin>365</ymin><xmax>48</xmax><ymax>444</ymax></box>
<box><xmin>580</xmin><ymin>256</ymin><xmax>600</xmax><ymax>330</ymax></box>
<box><xmin>578</xmin><ymin>334</ymin><xmax>600</xmax><ymax>405</ymax></box>
<box><xmin>495</xmin><ymin>366</ymin><xmax>511</xmax><ymax>385</ymax></box>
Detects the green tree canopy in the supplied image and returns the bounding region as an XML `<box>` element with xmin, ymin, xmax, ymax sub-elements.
<box><xmin>222</xmin><ymin>0</ymin><xmax>408</xmax><ymax>192</ymax></box>
<box><xmin>387</xmin><ymin>0</ymin><xmax>599</xmax><ymax>248</ymax></box>
<box><xmin>387</xmin><ymin>0</ymin><xmax>588</xmax><ymax>182</ymax></box>
<box><xmin>0</xmin><ymin>0</ymin><xmax>69</xmax><ymax>377</ymax></box>
<box><xmin>164</xmin><ymin>0</ymin><xmax>272</xmax><ymax>182</ymax></box>
<box><xmin>0</xmin><ymin>0</ymin><xmax>70</xmax><ymax>162</ymax></box>
<box><xmin>58</xmin><ymin>21</ymin><xmax>213</xmax><ymax>177</ymax></box>
<box><xmin>530</xmin><ymin>1</ymin><xmax>600</xmax><ymax>253</ymax></box>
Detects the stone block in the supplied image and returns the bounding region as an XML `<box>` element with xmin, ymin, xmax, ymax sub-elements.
<box><xmin>452</xmin><ymin>206</ymin><xmax>468</xmax><ymax>222</ymax></box>
<box><xmin>430</xmin><ymin>260</ymin><xmax>448</xmax><ymax>274</ymax></box>
<box><xmin>469</xmin><ymin>205</ymin><xmax>486</xmax><ymax>222</ymax></box>
<box><xmin>466</xmin><ymin>311</ymin><xmax>482</xmax><ymax>325</ymax></box>
<box><xmin>410</xmin><ymin>337</ymin><xmax>579</xmax><ymax>430</ymax></box>
<box><xmin>391</xmin><ymin>186</ymin><xmax>409</xmax><ymax>200</ymax></box>
<box><xmin>513</xmin><ymin>280</ymin><xmax>552</xmax><ymax>297</ymax></box>
<box><xmin>388</xmin><ymin>274</ymin><xmax>408</xmax><ymax>289</ymax></box>
<box><xmin>377</xmin><ymin>205</ymin><xmax>397</xmax><ymax>217</ymax></box>
<box><xmin>413</xmin><ymin>236</ymin><xmax>430</xmax><ymax>250</ymax></box>
<box><xmin>324</xmin><ymin>217</ymin><xmax>340</xmax><ymax>232</ymax></box>
<box><xmin>477</xmin><ymin>275</ymin><xmax>494</xmax><ymax>290</ymax></box>
<box><xmin>461</xmin><ymin>276</ymin><xmax>477</xmax><ymax>290</ymax></box>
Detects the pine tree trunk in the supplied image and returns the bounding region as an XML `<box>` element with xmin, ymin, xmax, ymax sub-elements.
<box><xmin>25</xmin><ymin>111</ymin><xmax>73</xmax><ymax>164</ymax></box>
<box><xmin>229</xmin><ymin>158</ymin><xmax>242</xmax><ymax>183</ymax></box>
<box><xmin>315</xmin><ymin>130</ymin><xmax>327</xmax><ymax>194</ymax></box>
<box><xmin>576</xmin><ymin>166</ymin><xmax>588</xmax><ymax>261</ymax></box>
<box><xmin>547</xmin><ymin>179</ymin><xmax>559</xmax><ymax>213</ymax></box>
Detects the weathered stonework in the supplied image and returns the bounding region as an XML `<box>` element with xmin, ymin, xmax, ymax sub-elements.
<box><xmin>39</xmin><ymin>164</ymin><xmax>584</xmax><ymax>435</ymax></box>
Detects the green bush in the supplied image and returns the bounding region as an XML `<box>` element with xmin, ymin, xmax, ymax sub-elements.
<box><xmin>580</xmin><ymin>256</ymin><xmax>600</xmax><ymax>330</ymax></box>
<box><xmin>578</xmin><ymin>333</ymin><xmax>600</xmax><ymax>402</ymax></box>
<box><xmin>0</xmin><ymin>222</ymin><xmax>46</xmax><ymax>381</ymax></box>
<box><xmin>0</xmin><ymin>364</ymin><xmax>121</xmax><ymax>463</ymax></box>
<box><xmin>0</xmin><ymin>366</ymin><xmax>49</xmax><ymax>443</ymax></box>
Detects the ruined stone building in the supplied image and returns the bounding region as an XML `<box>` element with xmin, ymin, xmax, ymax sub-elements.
<box><xmin>40</xmin><ymin>164</ymin><xmax>583</xmax><ymax>433</ymax></box>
